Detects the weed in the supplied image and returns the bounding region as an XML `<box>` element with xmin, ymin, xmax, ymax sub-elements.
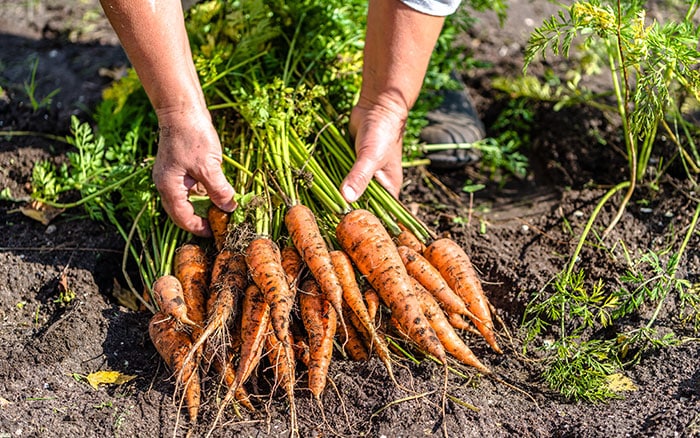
<box><xmin>23</xmin><ymin>57</ymin><xmax>60</xmax><ymax>112</ymax></box>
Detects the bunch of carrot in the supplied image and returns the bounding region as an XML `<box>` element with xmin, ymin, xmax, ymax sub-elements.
<box><xmin>147</xmin><ymin>203</ymin><xmax>502</xmax><ymax>431</ymax></box>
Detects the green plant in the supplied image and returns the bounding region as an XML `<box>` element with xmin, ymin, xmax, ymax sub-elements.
<box><xmin>23</xmin><ymin>57</ymin><xmax>60</xmax><ymax>111</ymax></box>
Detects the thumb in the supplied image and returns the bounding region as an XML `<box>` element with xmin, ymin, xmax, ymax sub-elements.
<box><xmin>201</xmin><ymin>167</ymin><xmax>237</xmax><ymax>212</ymax></box>
<box><xmin>340</xmin><ymin>155</ymin><xmax>376</xmax><ymax>204</ymax></box>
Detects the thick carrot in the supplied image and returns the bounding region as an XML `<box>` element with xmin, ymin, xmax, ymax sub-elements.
<box><xmin>336</xmin><ymin>209</ymin><xmax>446</xmax><ymax>364</ymax></box>
<box><xmin>174</xmin><ymin>243</ymin><xmax>209</xmax><ymax>342</ymax></box>
<box><xmin>232</xmin><ymin>283</ymin><xmax>271</xmax><ymax>390</ymax></box>
<box><xmin>398</xmin><ymin>245</ymin><xmax>472</xmax><ymax>316</ymax></box>
<box><xmin>149</xmin><ymin>312</ymin><xmax>201</xmax><ymax>422</ymax></box>
<box><xmin>424</xmin><ymin>238</ymin><xmax>502</xmax><ymax>354</ymax></box>
<box><xmin>245</xmin><ymin>237</ymin><xmax>294</xmax><ymax>344</ymax></box>
<box><xmin>397</xmin><ymin>222</ymin><xmax>427</xmax><ymax>254</ymax></box>
<box><xmin>285</xmin><ymin>204</ymin><xmax>346</xmax><ymax>333</ymax></box>
<box><xmin>151</xmin><ymin>274</ymin><xmax>199</xmax><ymax>327</ymax></box>
<box><xmin>299</xmin><ymin>278</ymin><xmax>337</xmax><ymax>399</ymax></box>
<box><xmin>187</xmin><ymin>249</ymin><xmax>245</xmax><ymax>366</ymax></box>
<box><xmin>412</xmin><ymin>278</ymin><xmax>491</xmax><ymax>374</ymax></box>
<box><xmin>281</xmin><ymin>246</ymin><xmax>304</xmax><ymax>287</ymax></box>
<box><xmin>208</xmin><ymin>204</ymin><xmax>231</xmax><ymax>252</ymax></box>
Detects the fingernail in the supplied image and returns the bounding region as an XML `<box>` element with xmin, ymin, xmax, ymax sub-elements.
<box><xmin>343</xmin><ymin>185</ymin><xmax>357</xmax><ymax>203</ymax></box>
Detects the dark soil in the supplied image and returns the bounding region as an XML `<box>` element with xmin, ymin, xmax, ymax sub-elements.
<box><xmin>1</xmin><ymin>1</ymin><xmax>699</xmax><ymax>437</ymax></box>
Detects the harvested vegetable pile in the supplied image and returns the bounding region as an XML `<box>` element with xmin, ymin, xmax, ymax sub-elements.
<box><xmin>26</xmin><ymin>0</ymin><xmax>508</xmax><ymax>434</ymax></box>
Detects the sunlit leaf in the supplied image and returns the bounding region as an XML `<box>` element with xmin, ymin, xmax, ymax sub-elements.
<box><xmin>86</xmin><ymin>370</ymin><xmax>137</xmax><ymax>390</ymax></box>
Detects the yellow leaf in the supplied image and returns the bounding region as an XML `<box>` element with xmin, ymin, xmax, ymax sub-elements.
<box><xmin>606</xmin><ymin>373</ymin><xmax>637</xmax><ymax>393</ymax></box>
<box><xmin>18</xmin><ymin>200</ymin><xmax>64</xmax><ymax>225</ymax></box>
<box><xmin>86</xmin><ymin>370</ymin><xmax>136</xmax><ymax>390</ymax></box>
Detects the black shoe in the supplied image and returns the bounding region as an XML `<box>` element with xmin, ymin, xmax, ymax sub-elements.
<box><xmin>420</xmin><ymin>81</ymin><xmax>485</xmax><ymax>170</ymax></box>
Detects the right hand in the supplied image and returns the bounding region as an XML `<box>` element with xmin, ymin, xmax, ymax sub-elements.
<box><xmin>152</xmin><ymin>108</ymin><xmax>236</xmax><ymax>237</ymax></box>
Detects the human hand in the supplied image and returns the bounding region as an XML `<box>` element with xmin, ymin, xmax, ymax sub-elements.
<box><xmin>340</xmin><ymin>100</ymin><xmax>407</xmax><ymax>203</ymax></box>
<box><xmin>152</xmin><ymin>108</ymin><xmax>236</xmax><ymax>237</ymax></box>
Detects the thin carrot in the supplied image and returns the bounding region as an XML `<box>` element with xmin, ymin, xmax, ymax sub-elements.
<box><xmin>232</xmin><ymin>283</ymin><xmax>271</xmax><ymax>390</ymax></box>
<box><xmin>424</xmin><ymin>238</ymin><xmax>502</xmax><ymax>354</ymax></box>
<box><xmin>447</xmin><ymin>312</ymin><xmax>481</xmax><ymax>337</ymax></box>
<box><xmin>208</xmin><ymin>204</ymin><xmax>231</xmax><ymax>252</ymax></box>
<box><xmin>151</xmin><ymin>274</ymin><xmax>199</xmax><ymax>327</ymax></box>
<box><xmin>339</xmin><ymin>305</ymin><xmax>370</xmax><ymax>361</ymax></box>
<box><xmin>149</xmin><ymin>312</ymin><xmax>201</xmax><ymax>422</ymax></box>
<box><xmin>364</xmin><ymin>288</ymin><xmax>380</xmax><ymax>323</ymax></box>
<box><xmin>397</xmin><ymin>222</ymin><xmax>427</xmax><ymax>254</ymax></box>
<box><xmin>245</xmin><ymin>237</ymin><xmax>294</xmax><ymax>344</ymax></box>
<box><xmin>398</xmin><ymin>245</ymin><xmax>472</xmax><ymax>317</ymax></box>
<box><xmin>412</xmin><ymin>278</ymin><xmax>491</xmax><ymax>374</ymax></box>
<box><xmin>285</xmin><ymin>204</ymin><xmax>346</xmax><ymax>333</ymax></box>
<box><xmin>208</xmin><ymin>351</ymin><xmax>255</xmax><ymax>412</ymax></box>
<box><xmin>264</xmin><ymin>320</ymin><xmax>298</xmax><ymax>435</ymax></box>
<box><xmin>187</xmin><ymin>249</ymin><xmax>245</xmax><ymax>367</ymax></box>
<box><xmin>174</xmin><ymin>243</ymin><xmax>209</xmax><ymax>342</ymax></box>
<box><xmin>299</xmin><ymin>278</ymin><xmax>337</xmax><ymax>399</ymax></box>
<box><xmin>281</xmin><ymin>246</ymin><xmax>304</xmax><ymax>287</ymax></box>
<box><xmin>336</xmin><ymin>209</ymin><xmax>446</xmax><ymax>364</ymax></box>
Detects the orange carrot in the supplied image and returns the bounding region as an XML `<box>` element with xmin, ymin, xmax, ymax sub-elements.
<box><xmin>398</xmin><ymin>245</ymin><xmax>472</xmax><ymax>316</ymax></box>
<box><xmin>447</xmin><ymin>312</ymin><xmax>481</xmax><ymax>337</ymax></box>
<box><xmin>187</xmin><ymin>249</ymin><xmax>245</xmax><ymax>365</ymax></box>
<box><xmin>424</xmin><ymin>238</ymin><xmax>502</xmax><ymax>354</ymax></box>
<box><xmin>285</xmin><ymin>204</ymin><xmax>346</xmax><ymax>333</ymax></box>
<box><xmin>245</xmin><ymin>237</ymin><xmax>294</xmax><ymax>344</ymax></box>
<box><xmin>397</xmin><ymin>222</ymin><xmax>427</xmax><ymax>254</ymax></box>
<box><xmin>339</xmin><ymin>306</ymin><xmax>370</xmax><ymax>361</ymax></box>
<box><xmin>174</xmin><ymin>243</ymin><xmax>209</xmax><ymax>342</ymax></box>
<box><xmin>209</xmin><ymin>351</ymin><xmax>255</xmax><ymax>412</ymax></box>
<box><xmin>151</xmin><ymin>274</ymin><xmax>199</xmax><ymax>327</ymax></box>
<box><xmin>336</xmin><ymin>209</ymin><xmax>446</xmax><ymax>364</ymax></box>
<box><xmin>149</xmin><ymin>312</ymin><xmax>201</xmax><ymax>422</ymax></box>
<box><xmin>208</xmin><ymin>204</ymin><xmax>231</xmax><ymax>252</ymax></box>
<box><xmin>232</xmin><ymin>283</ymin><xmax>271</xmax><ymax>390</ymax></box>
<box><xmin>299</xmin><ymin>278</ymin><xmax>337</xmax><ymax>399</ymax></box>
<box><xmin>264</xmin><ymin>320</ymin><xmax>298</xmax><ymax>435</ymax></box>
<box><xmin>364</xmin><ymin>288</ymin><xmax>380</xmax><ymax>323</ymax></box>
<box><xmin>412</xmin><ymin>278</ymin><xmax>491</xmax><ymax>374</ymax></box>
<box><xmin>281</xmin><ymin>246</ymin><xmax>305</xmax><ymax>287</ymax></box>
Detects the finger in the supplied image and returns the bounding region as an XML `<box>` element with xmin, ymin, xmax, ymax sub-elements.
<box><xmin>157</xmin><ymin>174</ymin><xmax>212</xmax><ymax>237</ymax></box>
<box><xmin>374</xmin><ymin>166</ymin><xmax>402</xmax><ymax>199</ymax></box>
<box><xmin>200</xmin><ymin>166</ymin><xmax>237</xmax><ymax>212</ymax></box>
<box><xmin>340</xmin><ymin>155</ymin><xmax>377</xmax><ymax>203</ymax></box>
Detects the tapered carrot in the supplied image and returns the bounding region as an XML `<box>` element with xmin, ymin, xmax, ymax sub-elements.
<box><xmin>174</xmin><ymin>243</ymin><xmax>209</xmax><ymax>342</ymax></box>
<box><xmin>339</xmin><ymin>305</ymin><xmax>370</xmax><ymax>361</ymax></box>
<box><xmin>299</xmin><ymin>278</ymin><xmax>337</xmax><ymax>399</ymax></box>
<box><xmin>397</xmin><ymin>222</ymin><xmax>427</xmax><ymax>254</ymax></box>
<box><xmin>246</xmin><ymin>237</ymin><xmax>294</xmax><ymax>344</ymax></box>
<box><xmin>281</xmin><ymin>246</ymin><xmax>304</xmax><ymax>287</ymax></box>
<box><xmin>398</xmin><ymin>245</ymin><xmax>472</xmax><ymax>316</ymax></box>
<box><xmin>149</xmin><ymin>312</ymin><xmax>201</xmax><ymax>422</ymax></box>
<box><xmin>208</xmin><ymin>204</ymin><xmax>231</xmax><ymax>252</ymax></box>
<box><xmin>336</xmin><ymin>209</ymin><xmax>446</xmax><ymax>364</ymax></box>
<box><xmin>264</xmin><ymin>320</ymin><xmax>298</xmax><ymax>435</ymax></box>
<box><xmin>151</xmin><ymin>274</ymin><xmax>199</xmax><ymax>327</ymax></box>
<box><xmin>447</xmin><ymin>312</ymin><xmax>481</xmax><ymax>337</ymax></box>
<box><xmin>285</xmin><ymin>204</ymin><xmax>346</xmax><ymax>333</ymax></box>
<box><xmin>424</xmin><ymin>238</ymin><xmax>502</xmax><ymax>354</ymax></box>
<box><xmin>364</xmin><ymin>288</ymin><xmax>380</xmax><ymax>323</ymax></box>
<box><xmin>412</xmin><ymin>278</ymin><xmax>491</xmax><ymax>374</ymax></box>
<box><xmin>186</xmin><ymin>249</ymin><xmax>245</xmax><ymax>367</ymax></box>
<box><xmin>208</xmin><ymin>351</ymin><xmax>255</xmax><ymax>412</ymax></box>
<box><xmin>232</xmin><ymin>283</ymin><xmax>271</xmax><ymax>390</ymax></box>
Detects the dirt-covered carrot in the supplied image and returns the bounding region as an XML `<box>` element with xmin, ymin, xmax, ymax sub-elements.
<box><xmin>208</xmin><ymin>204</ymin><xmax>231</xmax><ymax>252</ymax></box>
<box><xmin>285</xmin><ymin>204</ymin><xmax>346</xmax><ymax>333</ymax></box>
<box><xmin>299</xmin><ymin>278</ymin><xmax>337</xmax><ymax>399</ymax></box>
<box><xmin>281</xmin><ymin>246</ymin><xmax>304</xmax><ymax>287</ymax></box>
<box><xmin>264</xmin><ymin>320</ymin><xmax>298</xmax><ymax>435</ymax></box>
<box><xmin>412</xmin><ymin>278</ymin><xmax>491</xmax><ymax>374</ymax></box>
<box><xmin>447</xmin><ymin>312</ymin><xmax>481</xmax><ymax>337</ymax></box>
<box><xmin>209</xmin><ymin>351</ymin><xmax>255</xmax><ymax>412</ymax></box>
<box><xmin>232</xmin><ymin>283</ymin><xmax>271</xmax><ymax>390</ymax></box>
<box><xmin>187</xmin><ymin>249</ymin><xmax>245</xmax><ymax>365</ymax></box>
<box><xmin>339</xmin><ymin>306</ymin><xmax>370</xmax><ymax>361</ymax></box>
<box><xmin>149</xmin><ymin>312</ymin><xmax>201</xmax><ymax>422</ymax></box>
<box><xmin>364</xmin><ymin>288</ymin><xmax>380</xmax><ymax>323</ymax></box>
<box><xmin>174</xmin><ymin>243</ymin><xmax>209</xmax><ymax>342</ymax></box>
<box><xmin>397</xmin><ymin>222</ymin><xmax>427</xmax><ymax>254</ymax></box>
<box><xmin>151</xmin><ymin>274</ymin><xmax>199</xmax><ymax>327</ymax></box>
<box><xmin>245</xmin><ymin>237</ymin><xmax>294</xmax><ymax>344</ymax></box>
<box><xmin>336</xmin><ymin>209</ymin><xmax>446</xmax><ymax>364</ymax></box>
<box><xmin>398</xmin><ymin>245</ymin><xmax>472</xmax><ymax>316</ymax></box>
<box><xmin>424</xmin><ymin>238</ymin><xmax>502</xmax><ymax>354</ymax></box>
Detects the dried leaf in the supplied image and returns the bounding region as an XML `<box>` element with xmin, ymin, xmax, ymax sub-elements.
<box><xmin>86</xmin><ymin>370</ymin><xmax>137</xmax><ymax>390</ymax></box>
<box><xmin>19</xmin><ymin>200</ymin><xmax>64</xmax><ymax>225</ymax></box>
<box><xmin>0</xmin><ymin>396</ymin><xmax>11</xmax><ymax>407</ymax></box>
<box><xmin>112</xmin><ymin>278</ymin><xmax>141</xmax><ymax>311</ymax></box>
<box><xmin>606</xmin><ymin>373</ymin><xmax>637</xmax><ymax>393</ymax></box>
